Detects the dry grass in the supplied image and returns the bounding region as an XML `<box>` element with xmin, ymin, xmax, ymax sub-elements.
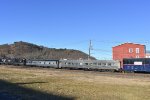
<box><xmin>0</xmin><ymin>65</ymin><xmax>150</xmax><ymax>100</ymax></box>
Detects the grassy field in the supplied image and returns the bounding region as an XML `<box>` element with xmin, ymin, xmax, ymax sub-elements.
<box><xmin>0</xmin><ymin>65</ymin><xmax>150</xmax><ymax>100</ymax></box>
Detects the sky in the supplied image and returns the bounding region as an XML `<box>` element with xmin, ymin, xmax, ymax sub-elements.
<box><xmin>0</xmin><ymin>0</ymin><xmax>150</xmax><ymax>59</ymax></box>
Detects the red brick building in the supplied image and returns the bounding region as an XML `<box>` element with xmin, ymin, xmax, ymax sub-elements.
<box><xmin>112</xmin><ymin>43</ymin><xmax>146</xmax><ymax>67</ymax></box>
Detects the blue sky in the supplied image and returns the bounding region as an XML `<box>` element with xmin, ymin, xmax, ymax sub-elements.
<box><xmin>0</xmin><ymin>0</ymin><xmax>150</xmax><ymax>59</ymax></box>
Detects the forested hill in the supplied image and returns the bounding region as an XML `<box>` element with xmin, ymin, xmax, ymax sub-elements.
<box><xmin>0</xmin><ymin>41</ymin><xmax>96</xmax><ymax>60</ymax></box>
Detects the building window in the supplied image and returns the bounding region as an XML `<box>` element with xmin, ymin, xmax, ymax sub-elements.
<box><xmin>129</xmin><ymin>48</ymin><xmax>133</xmax><ymax>53</ymax></box>
<box><xmin>136</xmin><ymin>48</ymin><xmax>140</xmax><ymax>53</ymax></box>
<box><xmin>136</xmin><ymin>55</ymin><xmax>139</xmax><ymax>58</ymax></box>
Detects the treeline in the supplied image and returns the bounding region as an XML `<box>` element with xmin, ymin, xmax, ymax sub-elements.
<box><xmin>0</xmin><ymin>41</ymin><xmax>95</xmax><ymax>60</ymax></box>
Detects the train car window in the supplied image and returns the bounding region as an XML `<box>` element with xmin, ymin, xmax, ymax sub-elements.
<box><xmin>85</xmin><ymin>63</ymin><xmax>88</xmax><ymax>65</ymax></box>
<box><xmin>128</xmin><ymin>60</ymin><xmax>131</xmax><ymax>64</ymax></box>
<box><xmin>98</xmin><ymin>63</ymin><xmax>101</xmax><ymax>65</ymax></box>
<box><xmin>126</xmin><ymin>60</ymin><xmax>128</xmax><ymax>64</ymax></box>
<box><xmin>127</xmin><ymin>60</ymin><xmax>130</xmax><ymax>64</ymax></box>
<box><xmin>102</xmin><ymin>63</ymin><xmax>106</xmax><ymax>66</ymax></box>
<box><xmin>130</xmin><ymin>59</ymin><xmax>134</xmax><ymax>64</ymax></box>
<box><xmin>145</xmin><ymin>59</ymin><xmax>150</xmax><ymax>64</ymax></box>
<box><xmin>93</xmin><ymin>63</ymin><xmax>97</xmax><ymax>65</ymax></box>
<box><xmin>127</xmin><ymin>59</ymin><xmax>130</xmax><ymax>64</ymax></box>
<box><xmin>68</xmin><ymin>62</ymin><xmax>71</xmax><ymax>65</ymax></box>
<box><xmin>108</xmin><ymin>63</ymin><xmax>111</xmax><ymax>66</ymax></box>
<box><xmin>90</xmin><ymin>63</ymin><xmax>93</xmax><ymax>65</ymax></box>
<box><xmin>141</xmin><ymin>59</ymin><xmax>144</xmax><ymax>64</ymax></box>
<box><xmin>123</xmin><ymin>59</ymin><xmax>129</xmax><ymax>64</ymax></box>
<box><xmin>147</xmin><ymin>59</ymin><xmax>150</xmax><ymax>64</ymax></box>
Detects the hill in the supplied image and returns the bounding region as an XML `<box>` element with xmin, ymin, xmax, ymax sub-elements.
<box><xmin>0</xmin><ymin>41</ymin><xmax>96</xmax><ymax>60</ymax></box>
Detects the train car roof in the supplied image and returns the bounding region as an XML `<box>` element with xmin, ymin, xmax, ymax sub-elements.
<box><xmin>27</xmin><ymin>59</ymin><xmax>59</xmax><ymax>61</ymax></box>
<box><xmin>123</xmin><ymin>58</ymin><xmax>150</xmax><ymax>60</ymax></box>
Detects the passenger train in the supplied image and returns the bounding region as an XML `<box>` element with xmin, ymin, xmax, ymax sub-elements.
<box><xmin>1</xmin><ymin>58</ymin><xmax>150</xmax><ymax>73</ymax></box>
<box><xmin>0</xmin><ymin>58</ymin><xmax>120</xmax><ymax>72</ymax></box>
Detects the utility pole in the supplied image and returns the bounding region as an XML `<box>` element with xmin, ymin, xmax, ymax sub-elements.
<box><xmin>88</xmin><ymin>40</ymin><xmax>92</xmax><ymax>60</ymax></box>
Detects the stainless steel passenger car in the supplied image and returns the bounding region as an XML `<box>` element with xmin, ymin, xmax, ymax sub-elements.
<box><xmin>60</xmin><ymin>60</ymin><xmax>120</xmax><ymax>71</ymax></box>
<box><xmin>26</xmin><ymin>60</ymin><xmax>59</xmax><ymax>68</ymax></box>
